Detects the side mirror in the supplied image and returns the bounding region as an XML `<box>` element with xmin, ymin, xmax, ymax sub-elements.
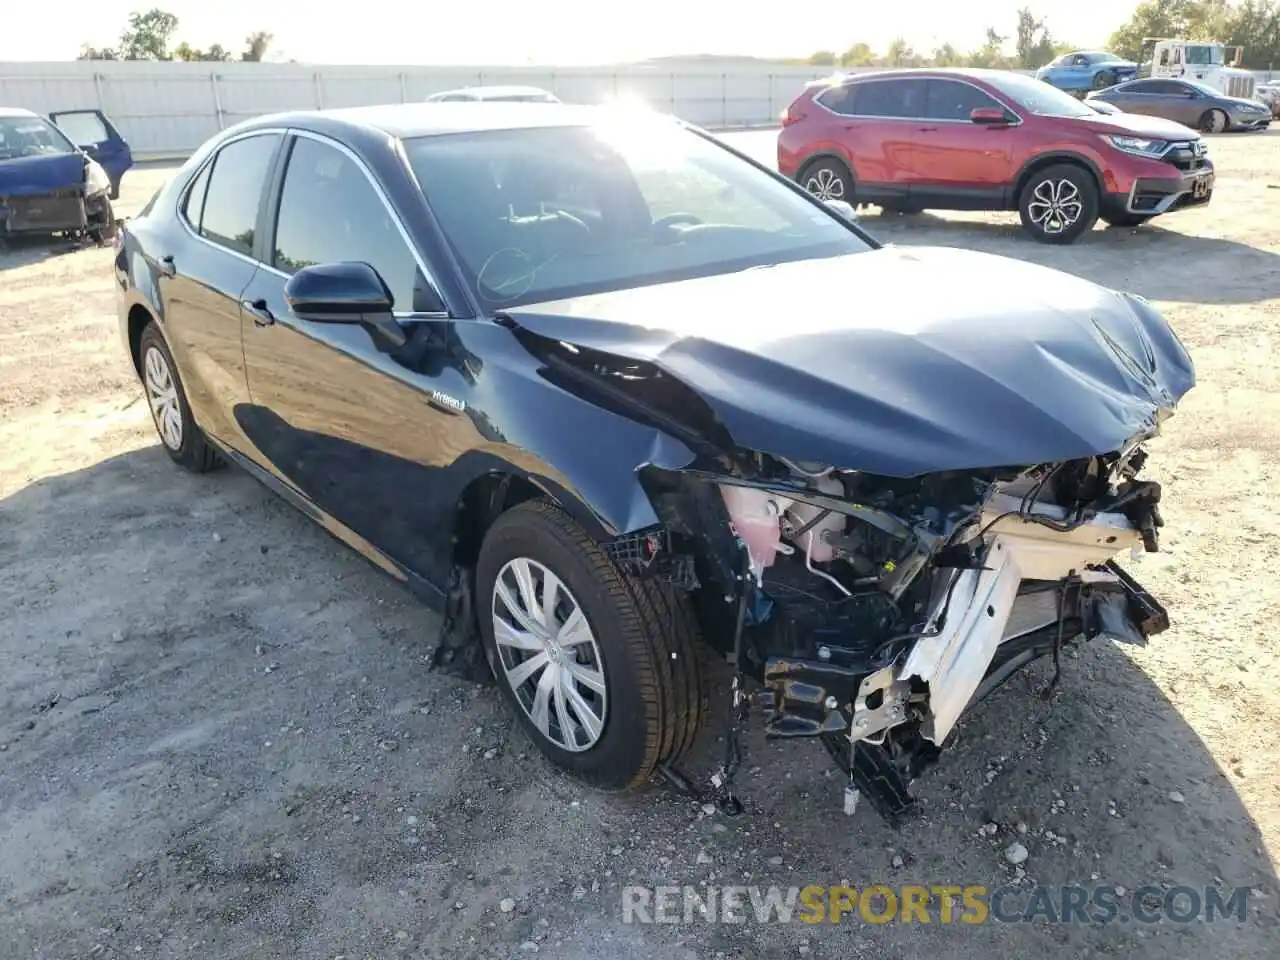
<box><xmin>970</xmin><ymin>107</ymin><xmax>1012</xmax><ymax>125</ymax></box>
<box><xmin>284</xmin><ymin>261</ymin><xmax>407</xmax><ymax>351</ymax></box>
<box><xmin>824</xmin><ymin>198</ymin><xmax>858</xmax><ymax>221</ymax></box>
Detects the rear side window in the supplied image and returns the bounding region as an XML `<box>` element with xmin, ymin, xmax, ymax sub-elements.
<box><xmin>271</xmin><ymin>136</ymin><xmax>441</xmax><ymax>313</ymax></box>
<box><xmin>181</xmin><ymin>161</ymin><xmax>212</xmax><ymax>229</ymax></box>
<box><xmin>925</xmin><ymin>80</ymin><xmax>1004</xmax><ymax>121</ymax></box>
<box><xmin>851</xmin><ymin>79</ymin><xmax>928</xmax><ymax>119</ymax></box>
<box><xmin>198</xmin><ymin>133</ymin><xmax>281</xmax><ymax>258</ymax></box>
<box><xmin>815</xmin><ymin>85</ymin><xmax>858</xmax><ymax>115</ymax></box>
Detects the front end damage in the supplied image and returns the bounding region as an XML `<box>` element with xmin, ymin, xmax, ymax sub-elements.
<box><xmin>621</xmin><ymin>448</ymin><xmax>1170</xmax><ymax>821</ymax></box>
<box><xmin>0</xmin><ymin>154</ymin><xmax>116</xmax><ymax>245</ymax></box>
<box><xmin>465</xmin><ymin>246</ymin><xmax>1195</xmax><ymax>820</ymax></box>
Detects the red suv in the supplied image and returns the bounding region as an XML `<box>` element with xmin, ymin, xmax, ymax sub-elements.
<box><xmin>778</xmin><ymin>68</ymin><xmax>1215</xmax><ymax>244</ymax></box>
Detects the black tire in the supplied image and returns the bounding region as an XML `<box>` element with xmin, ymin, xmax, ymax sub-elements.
<box><xmin>1101</xmin><ymin>212</ymin><xmax>1153</xmax><ymax>228</ymax></box>
<box><xmin>1092</xmin><ymin>70</ymin><xmax>1113</xmax><ymax>91</ymax></box>
<box><xmin>476</xmin><ymin>500</ymin><xmax>705</xmax><ymax>790</ymax></box>
<box><xmin>137</xmin><ymin>323</ymin><xmax>222</xmax><ymax>473</ymax></box>
<box><xmin>1198</xmin><ymin>109</ymin><xmax>1228</xmax><ymax>134</ymax></box>
<box><xmin>1017</xmin><ymin>163</ymin><xmax>1099</xmax><ymax>244</ymax></box>
<box><xmin>796</xmin><ymin>157</ymin><xmax>854</xmax><ymax>205</ymax></box>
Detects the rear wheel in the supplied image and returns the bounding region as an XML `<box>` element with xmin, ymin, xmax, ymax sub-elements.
<box><xmin>476</xmin><ymin>500</ymin><xmax>706</xmax><ymax>790</ymax></box>
<box><xmin>797</xmin><ymin>157</ymin><xmax>854</xmax><ymax>204</ymax></box>
<box><xmin>1199</xmin><ymin>109</ymin><xmax>1228</xmax><ymax>133</ymax></box>
<box><xmin>137</xmin><ymin>324</ymin><xmax>222</xmax><ymax>473</ymax></box>
<box><xmin>1018</xmin><ymin>163</ymin><xmax>1099</xmax><ymax>244</ymax></box>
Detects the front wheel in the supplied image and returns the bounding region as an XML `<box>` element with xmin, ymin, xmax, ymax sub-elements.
<box><xmin>1018</xmin><ymin>164</ymin><xmax>1099</xmax><ymax>244</ymax></box>
<box><xmin>476</xmin><ymin>500</ymin><xmax>706</xmax><ymax>790</ymax></box>
<box><xmin>1199</xmin><ymin>109</ymin><xmax>1228</xmax><ymax>134</ymax></box>
<box><xmin>1092</xmin><ymin>70</ymin><xmax>1114</xmax><ymax>91</ymax></box>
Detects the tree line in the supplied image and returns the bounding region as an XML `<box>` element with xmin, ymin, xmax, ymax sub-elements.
<box><xmin>795</xmin><ymin>9</ymin><xmax>1072</xmax><ymax>70</ymax></box>
<box><xmin>797</xmin><ymin>1</ymin><xmax>1280</xmax><ymax>71</ymax></box>
<box><xmin>78</xmin><ymin>8</ymin><xmax>273</xmax><ymax>62</ymax></box>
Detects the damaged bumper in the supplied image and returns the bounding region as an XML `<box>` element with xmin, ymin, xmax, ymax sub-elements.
<box><xmin>634</xmin><ymin>450</ymin><xmax>1176</xmax><ymax>822</ymax></box>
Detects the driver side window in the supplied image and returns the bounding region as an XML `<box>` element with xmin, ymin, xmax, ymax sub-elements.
<box><xmin>272</xmin><ymin>136</ymin><xmax>442</xmax><ymax>314</ymax></box>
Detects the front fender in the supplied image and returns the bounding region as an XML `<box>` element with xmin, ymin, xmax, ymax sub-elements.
<box><xmin>449</xmin><ymin>320</ymin><xmax>699</xmax><ymax>540</ymax></box>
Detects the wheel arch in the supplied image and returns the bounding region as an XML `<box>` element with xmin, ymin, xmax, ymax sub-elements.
<box><xmin>447</xmin><ymin>452</ymin><xmax>659</xmax><ymax>574</ymax></box>
<box><xmin>1013</xmin><ymin>152</ymin><xmax>1104</xmax><ymax>206</ymax></box>
<box><xmin>795</xmin><ymin>150</ymin><xmax>856</xmax><ymax>185</ymax></box>
<box><xmin>126</xmin><ymin>301</ymin><xmax>157</xmax><ymax>375</ymax></box>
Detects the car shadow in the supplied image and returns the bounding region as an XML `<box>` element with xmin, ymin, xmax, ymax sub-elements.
<box><xmin>858</xmin><ymin>212</ymin><xmax>1280</xmax><ymax>306</ymax></box>
<box><xmin>2</xmin><ymin>445</ymin><xmax>1276</xmax><ymax>959</ymax></box>
<box><xmin>0</xmin><ymin>233</ymin><xmax>84</xmax><ymax>271</ymax></box>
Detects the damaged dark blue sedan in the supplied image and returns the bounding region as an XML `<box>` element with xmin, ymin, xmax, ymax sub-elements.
<box><xmin>113</xmin><ymin>103</ymin><xmax>1193</xmax><ymax>821</ymax></box>
<box><xmin>1</xmin><ymin>107</ymin><xmax>123</xmax><ymax>243</ymax></box>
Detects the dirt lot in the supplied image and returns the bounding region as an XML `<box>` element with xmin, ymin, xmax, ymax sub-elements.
<box><xmin>2</xmin><ymin>133</ymin><xmax>1279</xmax><ymax>960</ymax></box>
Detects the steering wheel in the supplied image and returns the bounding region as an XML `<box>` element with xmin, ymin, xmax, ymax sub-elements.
<box><xmin>653</xmin><ymin>212</ymin><xmax>704</xmax><ymax>230</ymax></box>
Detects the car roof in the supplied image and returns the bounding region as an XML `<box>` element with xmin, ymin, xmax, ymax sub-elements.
<box><xmin>836</xmin><ymin>68</ymin><xmax>1023</xmax><ymax>84</ymax></box>
<box><xmin>0</xmin><ymin>107</ymin><xmax>40</xmax><ymax>119</ymax></box>
<box><xmin>238</xmin><ymin>101</ymin><xmax>641</xmax><ymax>140</ymax></box>
<box><xmin>432</xmin><ymin>85</ymin><xmax>556</xmax><ymax>99</ymax></box>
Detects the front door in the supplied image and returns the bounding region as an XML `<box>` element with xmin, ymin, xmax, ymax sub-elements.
<box><xmin>49</xmin><ymin>109</ymin><xmax>132</xmax><ymax>194</ymax></box>
<box><xmin>240</xmin><ymin>132</ymin><xmax>469</xmax><ymax>586</ymax></box>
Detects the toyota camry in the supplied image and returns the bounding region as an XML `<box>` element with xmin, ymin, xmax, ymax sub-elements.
<box><xmin>114</xmin><ymin>103</ymin><xmax>1193</xmax><ymax>820</ymax></box>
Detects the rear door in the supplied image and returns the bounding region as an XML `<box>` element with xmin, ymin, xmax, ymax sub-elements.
<box><xmin>239</xmin><ymin>132</ymin><xmax>462</xmax><ymax>584</ymax></box>
<box><xmin>159</xmin><ymin>132</ymin><xmax>283</xmax><ymax>449</ymax></box>
<box><xmin>909</xmin><ymin>78</ymin><xmax>1019</xmax><ymax>208</ymax></box>
<box><xmin>819</xmin><ymin>77</ymin><xmax>925</xmax><ymax>205</ymax></box>
<box><xmin>49</xmin><ymin>109</ymin><xmax>132</xmax><ymax>193</ymax></box>
<box><xmin>1111</xmin><ymin>80</ymin><xmax>1191</xmax><ymax>123</ymax></box>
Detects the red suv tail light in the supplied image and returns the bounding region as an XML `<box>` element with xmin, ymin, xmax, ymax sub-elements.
<box><xmin>781</xmin><ymin>94</ymin><xmax>810</xmax><ymax>127</ymax></box>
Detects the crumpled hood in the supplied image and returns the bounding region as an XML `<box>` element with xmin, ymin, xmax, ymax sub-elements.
<box><xmin>0</xmin><ymin>153</ymin><xmax>85</xmax><ymax>198</ymax></box>
<box><xmin>502</xmin><ymin>246</ymin><xmax>1196</xmax><ymax>477</ymax></box>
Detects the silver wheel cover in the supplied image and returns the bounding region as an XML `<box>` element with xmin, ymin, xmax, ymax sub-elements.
<box><xmin>804</xmin><ymin>167</ymin><xmax>846</xmax><ymax>202</ymax></box>
<box><xmin>1027</xmin><ymin>178</ymin><xmax>1083</xmax><ymax>235</ymax></box>
<box><xmin>491</xmin><ymin>557</ymin><xmax>608</xmax><ymax>752</ymax></box>
<box><xmin>143</xmin><ymin>345</ymin><xmax>183</xmax><ymax>451</ymax></box>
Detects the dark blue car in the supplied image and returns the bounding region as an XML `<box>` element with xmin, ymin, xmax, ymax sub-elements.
<box><xmin>0</xmin><ymin>107</ymin><xmax>129</xmax><ymax>243</ymax></box>
<box><xmin>113</xmin><ymin>103</ymin><xmax>1187</xmax><ymax>821</ymax></box>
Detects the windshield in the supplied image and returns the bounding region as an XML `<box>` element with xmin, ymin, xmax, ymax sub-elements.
<box><xmin>983</xmin><ymin>72</ymin><xmax>1097</xmax><ymax>118</ymax></box>
<box><xmin>1090</xmin><ymin>52</ymin><xmax>1125</xmax><ymax>63</ymax></box>
<box><xmin>404</xmin><ymin>119</ymin><xmax>869</xmax><ymax>308</ymax></box>
<box><xmin>1186</xmin><ymin>45</ymin><xmax>1223</xmax><ymax>66</ymax></box>
<box><xmin>0</xmin><ymin>117</ymin><xmax>76</xmax><ymax>161</ymax></box>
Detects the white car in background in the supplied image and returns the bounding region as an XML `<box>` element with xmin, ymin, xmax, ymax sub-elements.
<box><xmin>424</xmin><ymin>85</ymin><xmax>560</xmax><ymax>103</ymax></box>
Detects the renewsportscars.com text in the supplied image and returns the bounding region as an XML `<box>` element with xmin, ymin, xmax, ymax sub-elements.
<box><xmin>621</xmin><ymin>884</ymin><xmax>1251</xmax><ymax>926</ymax></box>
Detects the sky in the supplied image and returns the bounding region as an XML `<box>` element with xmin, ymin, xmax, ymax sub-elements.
<box><xmin>3</xmin><ymin>1</ymin><xmax>1143</xmax><ymax>64</ymax></box>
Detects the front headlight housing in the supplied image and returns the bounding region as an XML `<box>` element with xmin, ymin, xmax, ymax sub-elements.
<box><xmin>1104</xmin><ymin>135</ymin><xmax>1168</xmax><ymax>157</ymax></box>
<box><xmin>84</xmin><ymin>158</ymin><xmax>110</xmax><ymax>196</ymax></box>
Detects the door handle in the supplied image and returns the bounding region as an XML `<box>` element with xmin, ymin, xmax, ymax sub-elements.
<box><xmin>242</xmin><ymin>298</ymin><xmax>275</xmax><ymax>327</ymax></box>
<box><xmin>157</xmin><ymin>254</ymin><xmax>176</xmax><ymax>278</ymax></box>
<box><xmin>917</xmin><ymin>126</ymin><xmax>939</xmax><ymax>132</ymax></box>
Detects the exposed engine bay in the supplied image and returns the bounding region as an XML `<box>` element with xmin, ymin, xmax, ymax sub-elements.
<box><xmin>619</xmin><ymin>444</ymin><xmax>1169</xmax><ymax>821</ymax></box>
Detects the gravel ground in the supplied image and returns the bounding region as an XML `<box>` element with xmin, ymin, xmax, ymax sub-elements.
<box><xmin>2</xmin><ymin>131</ymin><xmax>1278</xmax><ymax>960</ymax></box>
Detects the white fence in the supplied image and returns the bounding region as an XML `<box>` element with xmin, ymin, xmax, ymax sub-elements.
<box><xmin>5</xmin><ymin>61</ymin><xmax>1274</xmax><ymax>159</ymax></box>
<box><xmin>1</xmin><ymin>61</ymin><xmax>842</xmax><ymax>158</ymax></box>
